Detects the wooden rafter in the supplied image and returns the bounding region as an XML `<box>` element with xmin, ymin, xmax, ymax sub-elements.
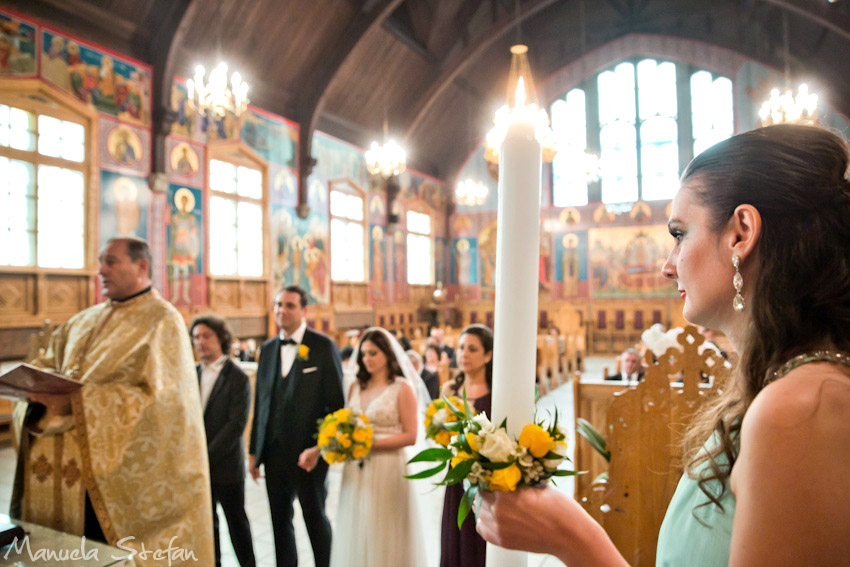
<box><xmin>150</xmin><ymin>0</ymin><xmax>199</xmax><ymax>173</ymax></box>
<box><xmin>294</xmin><ymin>0</ymin><xmax>405</xmax><ymax>218</ymax></box>
<box><xmin>403</xmin><ymin>0</ymin><xmax>559</xmax><ymax>139</ymax></box>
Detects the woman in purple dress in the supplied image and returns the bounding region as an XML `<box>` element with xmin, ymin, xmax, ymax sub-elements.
<box><xmin>439</xmin><ymin>324</ymin><xmax>493</xmax><ymax>567</ymax></box>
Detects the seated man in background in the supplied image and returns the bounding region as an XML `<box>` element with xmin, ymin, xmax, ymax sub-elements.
<box><xmin>12</xmin><ymin>237</ymin><xmax>213</xmax><ymax>566</ymax></box>
<box><xmin>191</xmin><ymin>315</ymin><xmax>256</xmax><ymax>567</ymax></box>
<box><xmin>605</xmin><ymin>347</ymin><xmax>644</xmax><ymax>382</ymax></box>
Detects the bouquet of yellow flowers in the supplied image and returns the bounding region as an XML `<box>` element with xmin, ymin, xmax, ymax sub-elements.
<box><xmin>424</xmin><ymin>396</ymin><xmax>463</xmax><ymax>446</ymax></box>
<box><xmin>316</xmin><ymin>408</ymin><xmax>373</xmax><ymax>465</ymax></box>
<box><xmin>407</xmin><ymin>392</ymin><xmax>576</xmax><ymax>527</ymax></box>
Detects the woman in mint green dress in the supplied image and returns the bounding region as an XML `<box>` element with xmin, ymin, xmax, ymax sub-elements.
<box><xmin>476</xmin><ymin>124</ymin><xmax>850</xmax><ymax>567</ymax></box>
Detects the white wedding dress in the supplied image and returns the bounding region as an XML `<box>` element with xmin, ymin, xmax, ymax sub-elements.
<box><xmin>330</xmin><ymin>379</ymin><xmax>429</xmax><ymax>567</ymax></box>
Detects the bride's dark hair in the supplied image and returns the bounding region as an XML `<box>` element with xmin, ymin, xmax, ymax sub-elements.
<box><xmin>356</xmin><ymin>329</ymin><xmax>403</xmax><ymax>388</ymax></box>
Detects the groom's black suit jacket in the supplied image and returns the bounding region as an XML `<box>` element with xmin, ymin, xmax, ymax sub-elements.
<box><xmin>249</xmin><ymin>327</ymin><xmax>345</xmax><ymax>468</ymax></box>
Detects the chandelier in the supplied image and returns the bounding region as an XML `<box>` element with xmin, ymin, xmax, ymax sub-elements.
<box><xmin>484</xmin><ymin>45</ymin><xmax>557</xmax><ymax>165</ymax></box>
<box><xmin>759</xmin><ymin>11</ymin><xmax>818</xmax><ymax>127</ymax></box>
<box><xmin>455</xmin><ymin>178</ymin><xmax>489</xmax><ymax>207</ymax></box>
<box><xmin>758</xmin><ymin>84</ymin><xmax>818</xmax><ymax>126</ymax></box>
<box><xmin>186</xmin><ymin>62</ymin><xmax>250</xmax><ymax>118</ymax></box>
<box><xmin>366</xmin><ymin>118</ymin><xmax>407</xmax><ymax>178</ymax></box>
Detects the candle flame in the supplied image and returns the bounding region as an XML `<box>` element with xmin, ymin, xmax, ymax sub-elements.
<box><xmin>515</xmin><ymin>77</ymin><xmax>526</xmax><ymax>108</ymax></box>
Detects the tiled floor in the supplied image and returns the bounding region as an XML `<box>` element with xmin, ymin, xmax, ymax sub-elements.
<box><xmin>0</xmin><ymin>356</ymin><xmax>615</xmax><ymax>567</ymax></box>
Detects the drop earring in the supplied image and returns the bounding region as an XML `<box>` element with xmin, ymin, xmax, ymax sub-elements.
<box><xmin>732</xmin><ymin>255</ymin><xmax>744</xmax><ymax>312</ymax></box>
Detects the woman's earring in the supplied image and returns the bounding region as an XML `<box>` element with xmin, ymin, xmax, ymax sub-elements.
<box><xmin>732</xmin><ymin>255</ymin><xmax>744</xmax><ymax>312</ymax></box>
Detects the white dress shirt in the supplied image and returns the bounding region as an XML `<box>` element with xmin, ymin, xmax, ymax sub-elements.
<box><xmin>280</xmin><ymin>320</ymin><xmax>307</xmax><ymax>377</ymax></box>
<box><xmin>199</xmin><ymin>354</ymin><xmax>227</xmax><ymax>410</ymax></box>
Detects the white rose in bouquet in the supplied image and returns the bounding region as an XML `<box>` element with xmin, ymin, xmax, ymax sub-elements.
<box><xmin>478</xmin><ymin>428</ymin><xmax>518</xmax><ymax>462</ymax></box>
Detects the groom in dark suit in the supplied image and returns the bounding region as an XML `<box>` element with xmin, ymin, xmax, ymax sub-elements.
<box><xmin>191</xmin><ymin>315</ymin><xmax>256</xmax><ymax>567</ymax></box>
<box><xmin>249</xmin><ymin>285</ymin><xmax>345</xmax><ymax>567</ymax></box>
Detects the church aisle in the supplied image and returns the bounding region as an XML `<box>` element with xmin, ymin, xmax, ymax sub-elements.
<box><xmin>0</xmin><ymin>365</ymin><xmax>616</xmax><ymax>567</ymax></box>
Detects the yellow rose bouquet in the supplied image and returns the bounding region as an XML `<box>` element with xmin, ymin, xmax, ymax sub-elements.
<box><xmin>316</xmin><ymin>408</ymin><xmax>373</xmax><ymax>465</ymax></box>
<box><xmin>424</xmin><ymin>396</ymin><xmax>463</xmax><ymax>446</ymax></box>
<box><xmin>407</xmin><ymin>392</ymin><xmax>576</xmax><ymax>527</ymax></box>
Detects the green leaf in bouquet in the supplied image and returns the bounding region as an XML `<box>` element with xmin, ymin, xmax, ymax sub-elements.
<box><xmin>407</xmin><ymin>447</ymin><xmax>453</xmax><ymax>464</ymax></box>
<box><xmin>442</xmin><ymin>459</ymin><xmax>474</xmax><ymax>485</ymax></box>
<box><xmin>405</xmin><ymin>462</ymin><xmax>447</xmax><ymax>480</ymax></box>
<box><xmin>479</xmin><ymin>460</ymin><xmax>515</xmax><ymax>471</ymax></box>
<box><xmin>462</xmin><ymin>387</ymin><xmax>473</xmax><ymax>417</ymax></box>
<box><xmin>550</xmin><ymin>469</ymin><xmax>583</xmax><ymax>477</ymax></box>
<box><xmin>458</xmin><ymin>485</ymin><xmax>478</xmax><ymax>528</ymax></box>
<box><xmin>499</xmin><ymin>417</ymin><xmax>507</xmax><ymax>430</ymax></box>
<box><xmin>576</xmin><ymin>418</ymin><xmax>611</xmax><ymax>462</ymax></box>
<box><xmin>542</xmin><ymin>450</ymin><xmax>569</xmax><ymax>460</ymax></box>
<box><xmin>443</xmin><ymin>396</ymin><xmax>467</xmax><ymax>419</ymax></box>
<box><xmin>444</xmin><ymin>421</ymin><xmax>466</xmax><ymax>432</ymax></box>
<box><xmin>426</xmin><ymin>424</ymin><xmax>441</xmax><ymax>437</ymax></box>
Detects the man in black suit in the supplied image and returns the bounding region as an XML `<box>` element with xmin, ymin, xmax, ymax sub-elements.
<box><xmin>605</xmin><ymin>348</ymin><xmax>645</xmax><ymax>382</ymax></box>
<box><xmin>249</xmin><ymin>285</ymin><xmax>344</xmax><ymax>567</ymax></box>
<box><xmin>190</xmin><ymin>315</ymin><xmax>256</xmax><ymax>567</ymax></box>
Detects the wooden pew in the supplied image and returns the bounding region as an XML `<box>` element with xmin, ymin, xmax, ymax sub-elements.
<box><xmin>574</xmin><ymin>326</ymin><xmax>730</xmax><ymax>567</ymax></box>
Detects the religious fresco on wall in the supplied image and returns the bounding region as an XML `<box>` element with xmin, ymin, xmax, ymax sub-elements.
<box><xmin>168</xmin><ymin>80</ymin><xmax>240</xmax><ymax>143</ymax></box>
<box><xmin>99</xmin><ymin>117</ymin><xmax>150</xmax><ymax>174</ymax></box>
<box><xmin>271</xmin><ymin>205</ymin><xmax>295</xmax><ymax>291</ymax></box>
<box><xmin>41</xmin><ymin>29</ymin><xmax>150</xmax><ymax>126</ymax></box>
<box><xmin>553</xmin><ymin>231</ymin><xmax>589</xmax><ymax>299</ymax></box>
<box><xmin>434</xmin><ymin>237</ymin><xmax>447</xmax><ymax>286</ymax></box>
<box><xmin>149</xmin><ymin>191</ymin><xmax>165</xmax><ymax>294</ymax></box>
<box><xmin>478</xmin><ymin>220</ymin><xmax>497</xmax><ymax>299</ymax></box>
<box><xmin>270</xmin><ymin>164</ymin><xmax>297</xmax><ymax>207</ymax></box>
<box><xmin>166</xmin><ymin>137</ymin><xmax>204</xmax><ymax>187</ymax></box>
<box><xmin>99</xmin><ymin>170</ymin><xmax>149</xmax><ymax>248</ymax></box>
<box><xmin>241</xmin><ymin>110</ymin><xmax>297</xmax><ymax>168</ymax></box>
<box><xmin>270</xmin><ymin>205</ymin><xmax>330</xmax><ymax>304</ymax></box>
<box><xmin>307</xmin><ymin>175</ymin><xmax>328</xmax><ymax>213</ymax></box>
<box><xmin>169</xmin><ymin>81</ymin><xmax>199</xmax><ymax>139</ymax></box>
<box><xmin>588</xmin><ymin>225</ymin><xmax>677</xmax><ymax>298</ymax></box>
<box><xmin>312</xmin><ymin>132</ymin><xmax>368</xmax><ymax>189</ymax></box>
<box><xmin>0</xmin><ymin>11</ymin><xmax>36</xmax><ymax>76</ymax></box>
<box><xmin>417</xmin><ymin>179</ymin><xmax>448</xmax><ymax>220</ymax></box>
<box><xmin>391</xmin><ymin>228</ymin><xmax>408</xmax><ymax>301</ymax></box>
<box><xmin>367</xmin><ymin>193</ymin><xmax>386</xmax><ymax>225</ymax></box>
<box><xmin>450</xmin><ymin>238</ymin><xmax>478</xmax><ymax>286</ymax></box>
<box><xmin>166</xmin><ymin>184</ymin><xmax>205</xmax><ymax>308</ymax></box>
<box><xmin>369</xmin><ymin>224</ymin><xmax>387</xmax><ymax>301</ymax></box>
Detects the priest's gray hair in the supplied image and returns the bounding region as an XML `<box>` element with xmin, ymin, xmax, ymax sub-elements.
<box><xmin>107</xmin><ymin>236</ymin><xmax>152</xmax><ymax>277</ymax></box>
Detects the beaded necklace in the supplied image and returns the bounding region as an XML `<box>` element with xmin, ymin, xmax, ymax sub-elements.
<box><xmin>766</xmin><ymin>351</ymin><xmax>850</xmax><ymax>385</ymax></box>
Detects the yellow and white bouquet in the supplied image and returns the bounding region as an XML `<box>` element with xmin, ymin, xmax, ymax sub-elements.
<box><xmin>316</xmin><ymin>408</ymin><xmax>373</xmax><ymax>465</ymax></box>
<box><xmin>408</xmin><ymin>393</ymin><xmax>576</xmax><ymax>526</ymax></box>
<box><xmin>424</xmin><ymin>396</ymin><xmax>463</xmax><ymax>446</ymax></box>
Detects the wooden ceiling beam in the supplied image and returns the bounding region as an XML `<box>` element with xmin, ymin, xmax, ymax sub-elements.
<box><xmin>761</xmin><ymin>0</ymin><xmax>850</xmax><ymax>43</ymax></box>
<box><xmin>32</xmin><ymin>0</ymin><xmax>141</xmax><ymax>42</ymax></box>
<box><xmin>403</xmin><ymin>0</ymin><xmax>559</xmax><ymax>139</ymax></box>
<box><xmin>294</xmin><ymin>0</ymin><xmax>405</xmax><ymax>218</ymax></box>
<box><xmin>149</xmin><ymin>0</ymin><xmax>199</xmax><ymax>175</ymax></box>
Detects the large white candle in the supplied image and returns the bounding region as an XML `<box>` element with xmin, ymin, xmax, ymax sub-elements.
<box><xmin>486</xmin><ymin>78</ymin><xmax>542</xmax><ymax>567</ymax></box>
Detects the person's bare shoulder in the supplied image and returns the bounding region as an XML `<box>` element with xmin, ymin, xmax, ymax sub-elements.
<box><xmin>743</xmin><ymin>363</ymin><xmax>850</xmax><ymax>433</ymax></box>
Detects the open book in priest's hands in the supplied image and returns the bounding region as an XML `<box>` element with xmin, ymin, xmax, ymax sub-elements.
<box><xmin>0</xmin><ymin>363</ymin><xmax>82</xmax><ymax>402</ymax></box>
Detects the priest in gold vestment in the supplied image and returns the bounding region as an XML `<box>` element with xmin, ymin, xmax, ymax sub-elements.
<box><xmin>11</xmin><ymin>237</ymin><xmax>214</xmax><ymax>566</ymax></box>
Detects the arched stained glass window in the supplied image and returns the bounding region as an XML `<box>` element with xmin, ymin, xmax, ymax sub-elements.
<box><xmin>551</xmin><ymin>58</ymin><xmax>734</xmax><ymax>206</ymax></box>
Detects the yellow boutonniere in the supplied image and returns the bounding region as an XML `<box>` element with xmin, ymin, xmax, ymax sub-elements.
<box><xmin>298</xmin><ymin>344</ymin><xmax>310</xmax><ymax>361</ymax></box>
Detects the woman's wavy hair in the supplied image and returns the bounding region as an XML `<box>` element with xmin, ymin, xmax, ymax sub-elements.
<box><xmin>680</xmin><ymin>124</ymin><xmax>850</xmax><ymax>510</ymax></box>
<box><xmin>451</xmin><ymin>324</ymin><xmax>494</xmax><ymax>393</ymax></box>
<box><xmin>356</xmin><ymin>329</ymin><xmax>404</xmax><ymax>388</ymax></box>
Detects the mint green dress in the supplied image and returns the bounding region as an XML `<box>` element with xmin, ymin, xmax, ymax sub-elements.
<box><xmin>656</xmin><ymin>440</ymin><xmax>736</xmax><ymax>567</ymax></box>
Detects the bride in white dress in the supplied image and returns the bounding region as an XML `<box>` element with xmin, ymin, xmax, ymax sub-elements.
<box><xmin>299</xmin><ymin>327</ymin><xmax>429</xmax><ymax>567</ymax></box>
